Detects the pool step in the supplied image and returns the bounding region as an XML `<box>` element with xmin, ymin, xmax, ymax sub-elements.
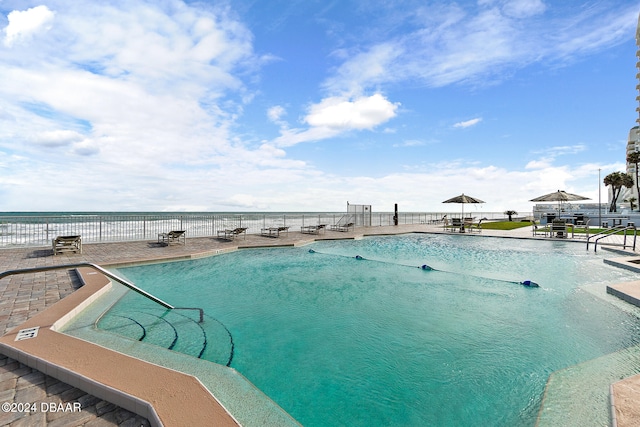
<box><xmin>537</xmin><ymin>345</ymin><xmax>640</xmax><ymax>426</ymax></box>
<box><xmin>98</xmin><ymin>308</ymin><xmax>206</xmax><ymax>359</ymax></box>
<box><xmin>101</xmin><ymin>311</ymin><xmax>179</xmax><ymax>349</ymax></box>
<box><xmin>97</xmin><ymin>307</ymin><xmax>233</xmax><ymax>366</ymax></box>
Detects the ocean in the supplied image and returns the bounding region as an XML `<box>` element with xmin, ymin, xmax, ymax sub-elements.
<box><xmin>0</xmin><ymin>211</ymin><xmax>502</xmax><ymax>247</ymax></box>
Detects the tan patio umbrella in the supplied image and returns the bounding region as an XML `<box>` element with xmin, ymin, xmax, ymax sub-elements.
<box><xmin>442</xmin><ymin>193</ymin><xmax>485</xmax><ymax>218</ymax></box>
<box><xmin>529</xmin><ymin>190</ymin><xmax>590</xmax><ymax>215</ymax></box>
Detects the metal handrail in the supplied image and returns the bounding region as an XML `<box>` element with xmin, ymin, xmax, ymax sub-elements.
<box><xmin>0</xmin><ymin>263</ymin><xmax>174</xmax><ymax>309</ymax></box>
<box><xmin>586</xmin><ymin>225</ymin><xmax>637</xmax><ymax>252</ymax></box>
<box><xmin>173</xmin><ymin>307</ymin><xmax>204</xmax><ymax>323</ymax></box>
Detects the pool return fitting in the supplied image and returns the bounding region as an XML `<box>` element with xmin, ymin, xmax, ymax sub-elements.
<box><xmin>309</xmin><ymin>249</ymin><xmax>539</xmax><ymax>288</ymax></box>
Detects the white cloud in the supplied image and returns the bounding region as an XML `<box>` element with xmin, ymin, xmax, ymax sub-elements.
<box><xmin>271</xmin><ymin>93</ymin><xmax>399</xmax><ymax>147</ymax></box>
<box><xmin>525</xmin><ymin>159</ymin><xmax>551</xmax><ymax>170</ymax></box>
<box><xmin>72</xmin><ymin>140</ymin><xmax>100</xmax><ymax>156</ymax></box>
<box><xmin>226</xmin><ymin>193</ymin><xmax>270</xmax><ymax>210</ymax></box>
<box><xmin>492</xmin><ymin>0</ymin><xmax>546</xmax><ymax>19</ymax></box>
<box><xmin>393</xmin><ymin>140</ymin><xmax>425</xmax><ymax>148</ymax></box>
<box><xmin>545</xmin><ymin>145</ymin><xmax>587</xmax><ymax>155</ymax></box>
<box><xmin>305</xmin><ymin>94</ymin><xmax>399</xmax><ymax>130</ymax></box>
<box><xmin>29</xmin><ymin>130</ymin><xmax>83</xmax><ymax>147</ymax></box>
<box><xmin>3</xmin><ymin>5</ymin><xmax>54</xmax><ymax>47</ymax></box>
<box><xmin>0</xmin><ymin>1</ymin><xmax>260</xmax><ymax>169</ymax></box>
<box><xmin>0</xmin><ymin>1</ymin><xmax>633</xmax><ymax>212</ymax></box>
<box><xmin>267</xmin><ymin>105</ymin><xmax>289</xmax><ymax>129</ymax></box>
<box><xmin>322</xmin><ymin>1</ymin><xmax>637</xmax><ymax>94</ymax></box>
<box><xmin>267</xmin><ymin>105</ymin><xmax>286</xmax><ymax>123</ymax></box>
<box><xmin>323</xmin><ymin>43</ymin><xmax>402</xmax><ymax>95</ymax></box>
<box><xmin>453</xmin><ymin>118</ymin><xmax>482</xmax><ymax>128</ymax></box>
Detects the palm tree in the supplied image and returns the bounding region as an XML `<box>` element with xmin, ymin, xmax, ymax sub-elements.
<box><xmin>627</xmin><ymin>151</ymin><xmax>640</xmax><ymax>210</ymax></box>
<box><xmin>625</xmin><ymin>197</ymin><xmax>637</xmax><ymax>211</ymax></box>
<box><xmin>504</xmin><ymin>210</ymin><xmax>517</xmax><ymax>221</ymax></box>
<box><xmin>604</xmin><ymin>171</ymin><xmax>634</xmax><ymax>212</ymax></box>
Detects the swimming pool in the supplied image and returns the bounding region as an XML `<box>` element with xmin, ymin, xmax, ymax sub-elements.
<box><xmin>66</xmin><ymin>234</ymin><xmax>640</xmax><ymax>426</ymax></box>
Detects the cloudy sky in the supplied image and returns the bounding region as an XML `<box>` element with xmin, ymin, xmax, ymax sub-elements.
<box><xmin>1</xmin><ymin>0</ymin><xmax>639</xmax><ymax>213</ymax></box>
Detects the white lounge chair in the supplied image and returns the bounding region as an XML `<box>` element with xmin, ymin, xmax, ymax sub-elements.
<box><xmin>531</xmin><ymin>221</ymin><xmax>549</xmax><ymax>237</ymax></box>
<box><xmin>158</xmin><ymin>230</ymin><xmax>186</xmax><ymax>245</ymax></box>
<box><xmin>466</xmin><ymin>218</ymin><xmax>483</xmax><ymax>233</ymax></box>
<box><xmin>329</xmin><ymin>223</ymin><xmax>354</xmax><ymax>232</ymax></box>
<box><xmin>261</xmin><ymin>226</ymin><xmax>289</xmax><ymax>237</ymax></box>
<box><xmin>52</xmin><ymin>235</ymin><xmax>82</xmax><ymax>255</ymax></box>
<box><xmin>217</xmin><ymin>227</ymin><xmax>247</xmax><ymax>241</ymax></box>
<box><xmin>301</xmin><ymin>224</ymin><xmax>327</xmax><ymax>235</ymax></box>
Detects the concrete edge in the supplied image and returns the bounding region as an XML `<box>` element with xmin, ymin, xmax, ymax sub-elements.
<box><xmin>610</xmin><ymin>384</ymin><xmax>618</xmax><ymax>427</ymax></box>
<box><xmin>0</xmin><ymin>267</ymin><xmax>240</xmax><ymax>427</ymax></box>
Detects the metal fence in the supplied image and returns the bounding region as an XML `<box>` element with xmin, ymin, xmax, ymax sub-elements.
<box><xmin>0</xmin><ymin>211</ymin><xmax>516</xmax><ymax>248</ymax></box>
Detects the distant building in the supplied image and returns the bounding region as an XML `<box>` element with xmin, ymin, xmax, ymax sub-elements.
<box><xmin>622</xmin><ymin>14</ymin><xmax>640</xmax><ymax>206</ymax></box>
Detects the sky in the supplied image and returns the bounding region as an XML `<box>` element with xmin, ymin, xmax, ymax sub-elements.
<box><xmin>1</xmin><ymin>0</ymin><xmax>640</xmax><ymax>213</ymax></box>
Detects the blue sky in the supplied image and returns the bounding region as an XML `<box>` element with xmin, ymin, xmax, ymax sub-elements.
<box><xmin>0</xmin><ymin>0</ymin><xmax>639</xmax><ymax>212</ymax></box>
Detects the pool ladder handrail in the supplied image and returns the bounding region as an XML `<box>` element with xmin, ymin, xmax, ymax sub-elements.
<box><xmin>586</xmin><ymin>224</ymin><xmax>637</xmax><ymax>252</ymax></box>
<box><xmin>0</xmin><ymin>263</ymin><xmax>206</xmax><ymax>322</ymax></box>
<box><xmin>172</xmin><ymin>307</ymin><xmax>204</xmax><ymax>323</ymax></box>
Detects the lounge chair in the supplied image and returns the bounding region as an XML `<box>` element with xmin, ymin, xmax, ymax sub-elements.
<box><xmin>301</xmin><ymin>224</ymin><xmax>327</xmax><ymax>235</ymax></box>
<box><xmin>467</xmin><ymin>218</ymin><xmax>483</xmax><ymax>233</ymax></box>
<box><xmin>261</xmin><ymin>226</ymin><xmax>289</xmax><ymax>237</ymax></box>
<box><xmin>531</xmin><ymin>220</ymin><xmax>549</xmax><ymax>237</ymax></box>
<box><xmin>429</xmin><ymin>214</ymin><xmax>447</xmax><ymax>224</ymax></box>
<box><xmin>571</xmin><ymin>219</ymin><xmax>590</xmax><ymax>239</ymax></box>
<box><xmin>52</xmin><ymin>235</ymin><xmax>82</xmax><ymax>255</ymax></box>
<box><xmin>217</xmin><ymin>227</ymin><xmax>247</xmax><ymax>241</ymax></box>
<box><xmin>329</xmin><ymin>222</ymin><xmax>354</xmax><ymax>232</ymax></box>
<box><xmin>158</xmin><ymin>230</ymin><xmax>186</xmax><ymax>246</ymax></box>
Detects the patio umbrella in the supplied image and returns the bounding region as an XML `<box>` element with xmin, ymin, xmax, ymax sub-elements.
<box><xmin>442</xmin><ymin>193</ymin><xmax>485</xmax><ymax>218</ymax></box>
<box><xmin>529</xmin><ymin>190</ymin><xmax>590</xmax><ymax>215</ymax></box>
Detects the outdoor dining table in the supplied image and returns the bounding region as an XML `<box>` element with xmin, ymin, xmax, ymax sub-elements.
<box><xmin>612</xmin><ymin>217</ymin><xmax>627</xmax><ymax>227</ymax></box>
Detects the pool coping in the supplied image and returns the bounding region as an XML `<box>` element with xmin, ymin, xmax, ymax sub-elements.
<box><xmin>0</xmin><ymin>267</ymin><xmax>240</xmax><ymax>427</ymax></box>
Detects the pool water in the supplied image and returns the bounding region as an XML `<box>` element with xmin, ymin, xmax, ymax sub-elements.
<box><xmin>101</xmin><ymin>234</ymin><xmax>640</xmax><ymax>426</ymax></box>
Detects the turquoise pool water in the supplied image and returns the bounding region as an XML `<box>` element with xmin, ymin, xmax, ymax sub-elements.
<box><xmin>100</xmin><ymin>234</ymin><xmax>640</xmax><ymax>426</ymax></box>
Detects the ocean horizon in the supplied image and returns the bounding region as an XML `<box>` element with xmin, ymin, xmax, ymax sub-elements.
<box><xmin>0</xmin><ymin>211</ymin><xmax>512</xmax><ymax>247</ymax></box>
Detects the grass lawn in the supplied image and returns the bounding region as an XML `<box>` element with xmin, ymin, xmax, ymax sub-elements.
<box><xmin>480</xmin><ymin>220</ymin><xmax>532</xmax><ymax>230</ymax></box>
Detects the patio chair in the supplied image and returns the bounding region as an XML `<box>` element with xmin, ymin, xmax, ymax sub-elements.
<box><xmin>329</xmin><ymin>222</ymin><xmax>354</xmax><ymax>232</ymax></box>
<box><xmin>551</xmin><ymin>220</ymin><xmax>568</xmax><ymax>238</ymax></box>
<box><xmin>467</xmin><ymin>218</ymin><xmax>483</xmax><ymax>233</ymax></box>
<box><xmin>158</xmin><ymin>230</ymin><xmax>186</xmax><ymax>246</ymax></box>
<box><xmin>301</xmin><ymin>224</ymin><xmax>327</xmax><ymax>235</ymax></box>
<box><xmin>217</xmin><ymin>227</ymin><xmax>247</xmax><ymax>241</ymax></box>
<box><xmin>448</xmin><ymin>218</ymin><xmax>464</xmax><ymax>233</ymax></box>
<box><xmin>571</xmin><ymin>219</ymin><xmax>590</xmax><ymax>239</ymax></box>
<box><xmin>429</xmin><ymin>214</ymin><xmax>447</xmax><ymax>225</ymax></box>
<box><xmin>531</xmin><ymin>220</ymin><xmax>549</xmax><ymax>237</ymax></box>
<box><xmin>261</xmin><ymin>226</ymin><xmax>290</xmax><ymax>237</ymax></box>
<box><xmin>52</xmin><ymin>235</ymin><xmax>82</xmax><ymax>255</ymax></box>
